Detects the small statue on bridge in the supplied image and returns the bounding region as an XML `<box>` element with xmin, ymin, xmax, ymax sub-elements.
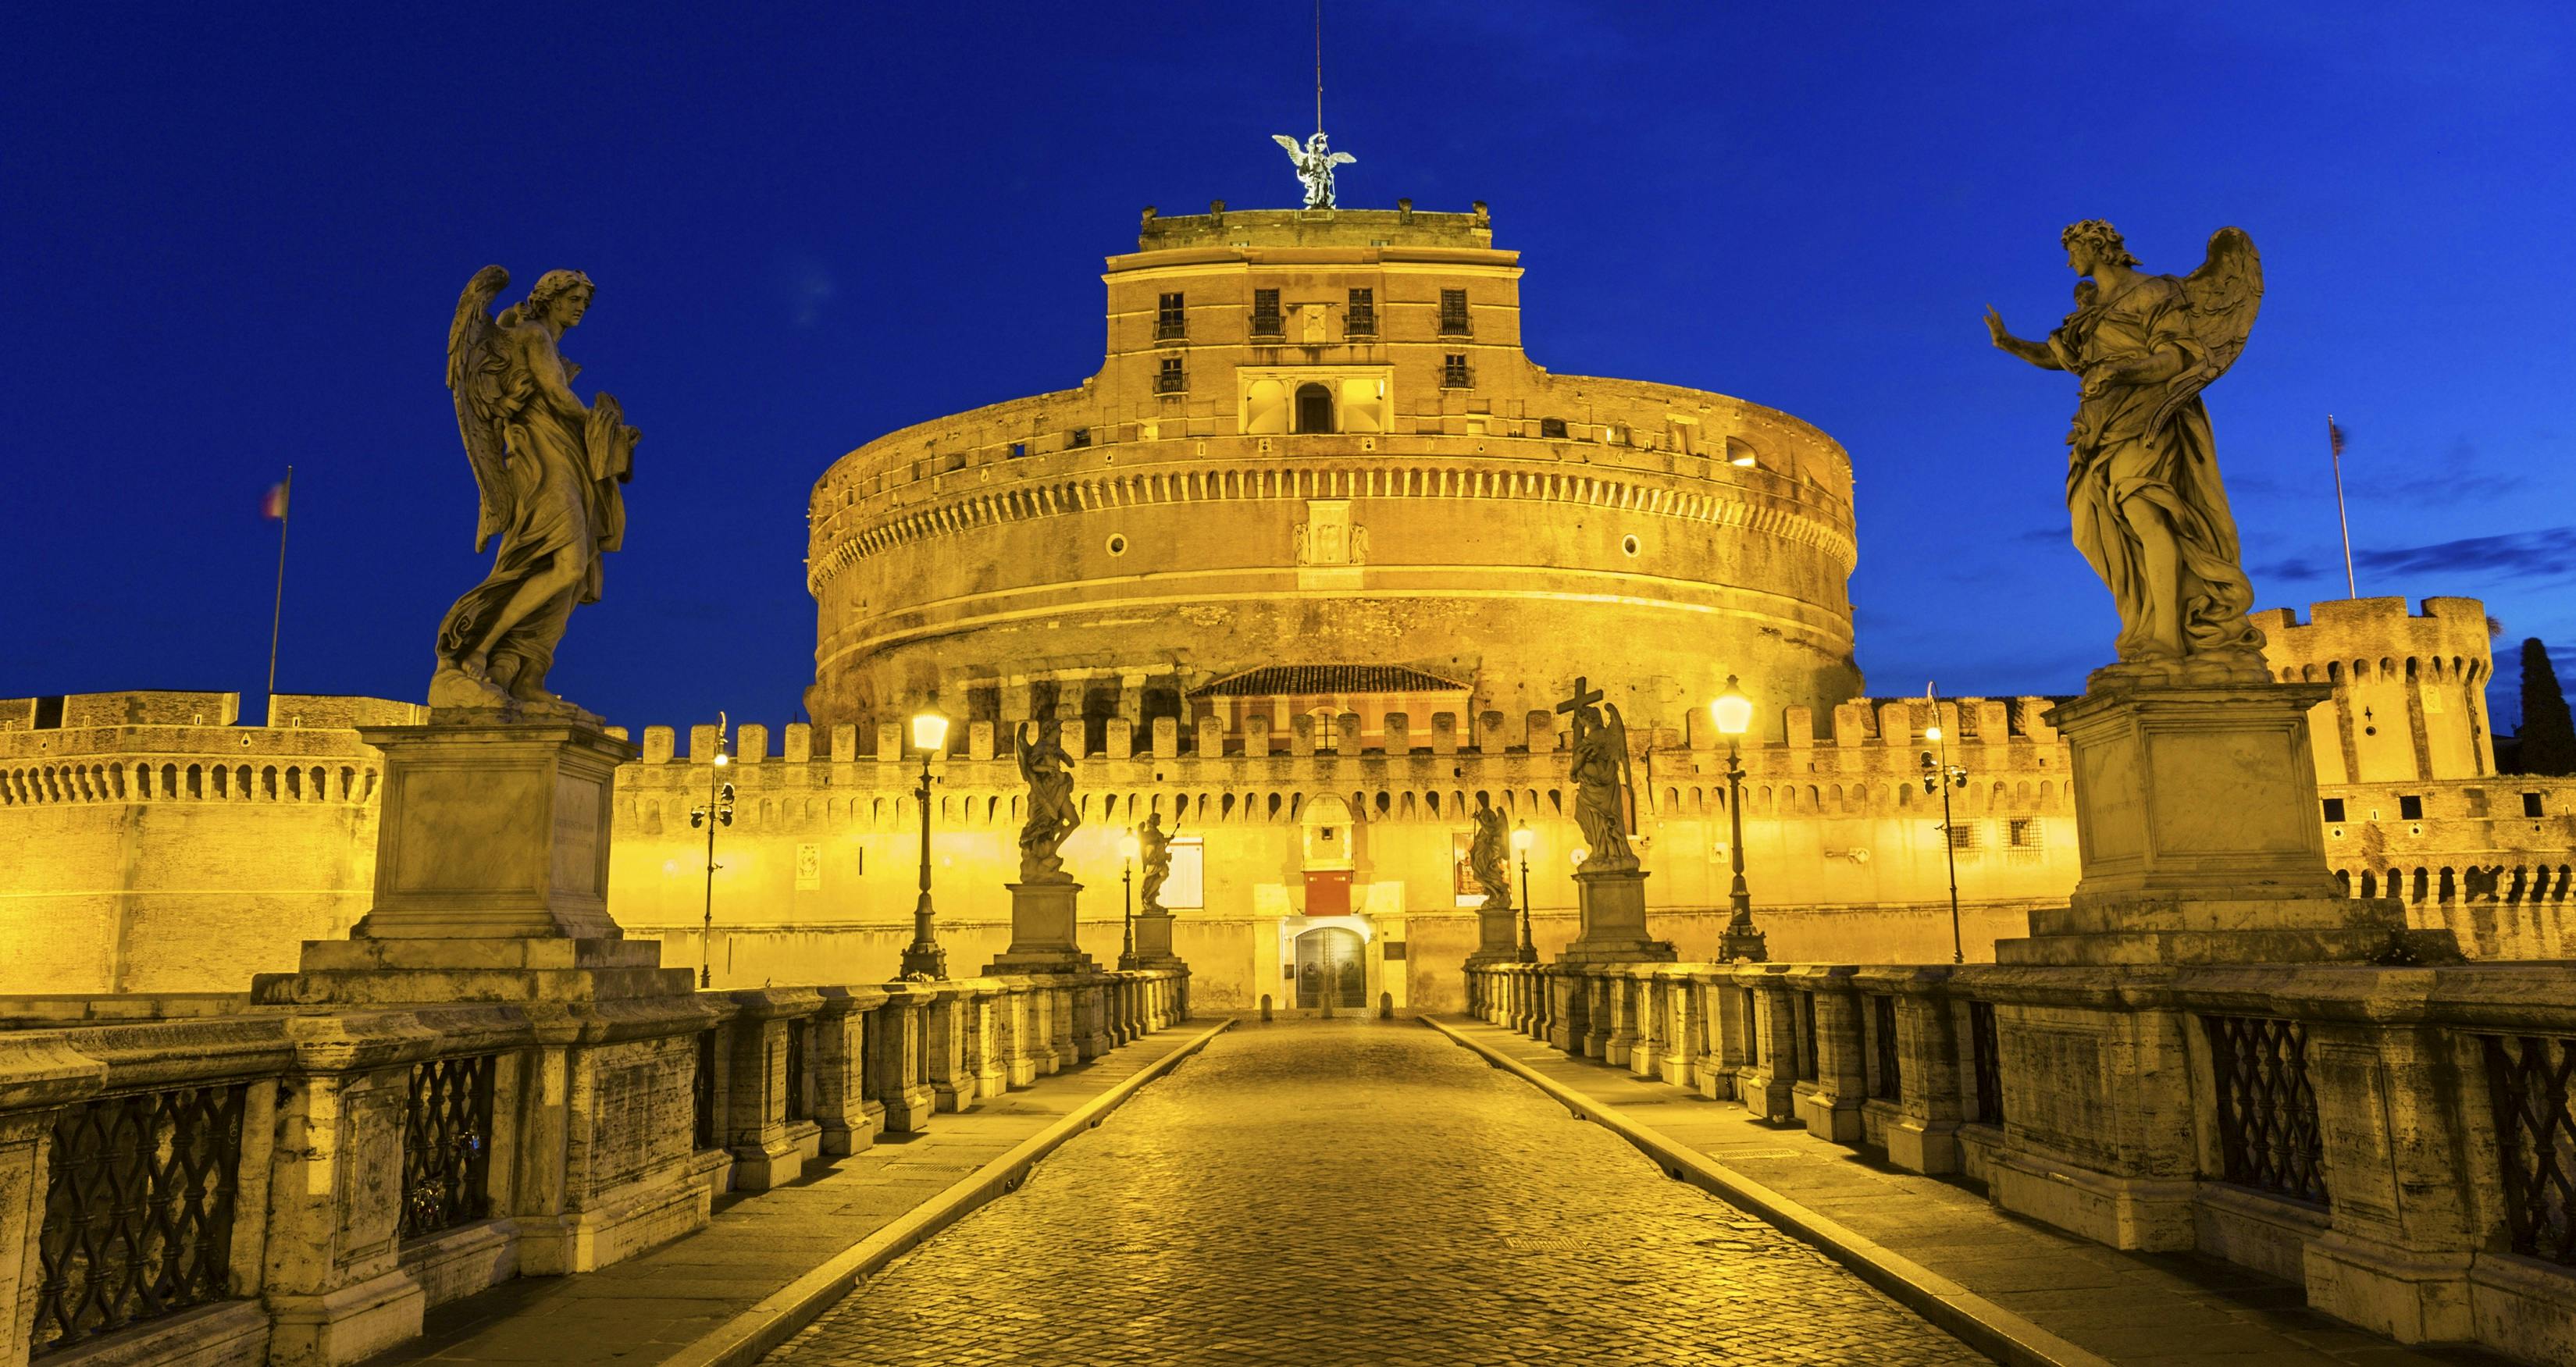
<box><xmin>1469</xmin><ymin>799</ymin><xmax>1513</xmax><ymax>913</ymax></box>
<box><xmin>1137</xmin><ymin>812</ymin><xmax>1174</xmax><ymax>913</ymax></box>
<box><xmin>432</xmin><ymin>265</ymin><xmax>640</xmax><ymax>714</ymax></box>
<box><xmin>1559</xmin><ymin>676</ymin><xmax>1638</xmax><ymax>874</ymax></box>
<box><xmin>1014</xmin><ymin>721</ymin><xmax>1079</xmax><ymax>884</ymax></box>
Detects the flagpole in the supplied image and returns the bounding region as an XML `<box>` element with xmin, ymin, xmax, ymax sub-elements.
<box><xmin>266</xmin><ymin>465</ymin><xmax>293</xmax><ymax>709</ymax></box>
<box><xmin>2327</xmin><ymin>415</ymin><xmax>2357</xmax><ymax>598</ymax></box>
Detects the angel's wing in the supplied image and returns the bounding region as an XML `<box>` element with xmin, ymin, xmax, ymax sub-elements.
<box><xmin>1014</xmin><ymin>721</ymin><xmax>1036</xmax><ymax>779</ymax></box>
<box><xmin>2152</xmin><ymin>228</ymin><xmax>2264</xmax><ymax>429</ymax></box>
<box><xmin>447</xmin><ymin>265</ymin><xmax>515</xmax><ymax>552</ymax></box>
<box><xmin>1327</xmin><ymin>151</ymin><xmax>1356</xmax><ymax>166</ymax></box>
<box><xmin>1272</xmin><ymin>133</ymin><xmax>1304</xmax><ymax>158</ymax></box>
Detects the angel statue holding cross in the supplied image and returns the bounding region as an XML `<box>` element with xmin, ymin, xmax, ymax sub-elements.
<box><xmin>1272</xmin><ymin>131</ymin><xmax>1355</xmax><ymax>209</ymax></box>
<box><xmin>1984</xmin><ymin>222</ymin><xmax>2268</xmax><ymax>686</ymax></box>
<box><xmin>1559</xmin><ymin>678</ymin><xmax>1639</xmax><ymax>874</ymax></box>
<box><xmin>429</xmin><ymin>265</ymin><xmax>639</xmax><ymax>714</ymax></box>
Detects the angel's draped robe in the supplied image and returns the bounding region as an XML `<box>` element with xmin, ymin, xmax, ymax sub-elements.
<box><xmin>435</xmin><ymin>326</ymin><xmax>632</xmax><ymax>691</ymax></box>
<box><xmin>2050</xmin><ymin>274</ymin><xmax>2261</xmax><ymax>664</ymax></box>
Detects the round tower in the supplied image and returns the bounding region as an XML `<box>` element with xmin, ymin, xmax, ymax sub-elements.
<box><xmin>806</xmin><ymin>205</ymin><xmax>1862</xmax><ymax>739</ymax></box>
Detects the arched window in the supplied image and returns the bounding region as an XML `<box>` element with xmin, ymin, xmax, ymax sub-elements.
<box><xmin>1294</xmin><ymin>383</ymin><xmax>1334</xmax><ymax>434</ymax></box>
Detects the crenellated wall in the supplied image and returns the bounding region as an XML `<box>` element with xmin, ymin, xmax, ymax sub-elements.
<box><xmin>2252</xmin><ymin>596</ymin><xmax>2497</xmax><ymax>783</ymax></box>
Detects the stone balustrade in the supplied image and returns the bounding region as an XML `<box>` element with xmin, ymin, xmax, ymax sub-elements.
<box><xmin>0</xmin><ymin>967</ymin><xmax>1186</xmax><ymax>1367</ymax></box>
<box><xmin>1465</xmin><ymin>959</ymin><xmax>2576</xmax><ymax>1364</ymax></box>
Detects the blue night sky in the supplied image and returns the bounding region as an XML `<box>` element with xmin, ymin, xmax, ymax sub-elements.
<box><xmin>5</xmin><ymin>3</ymin><xmax>2570</xmax><ymax>735</ymax></box>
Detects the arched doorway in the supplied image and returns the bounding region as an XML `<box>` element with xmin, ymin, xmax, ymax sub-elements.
<box><xmin>1294</xmin><ymin>926</ymin><xmax>1365</xmax><ymax>1009</ymax></box>
<box><xmin>1294</xmin><ymin>383</ymin><xmax>1334</xmax><ymax>434</ymax></box>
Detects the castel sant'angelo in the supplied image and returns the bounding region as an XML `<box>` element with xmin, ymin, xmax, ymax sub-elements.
<box><xmin>4</xmin><ymin>198</ymin><xmax>2570</xmax><ymax>1009</ymax></box>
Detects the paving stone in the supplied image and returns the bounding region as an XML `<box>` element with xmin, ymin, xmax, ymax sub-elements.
<box><xmin>768</xmin><ymin>1020</ymin><xmax>1979</xmax><ymax>1366</ymax></box>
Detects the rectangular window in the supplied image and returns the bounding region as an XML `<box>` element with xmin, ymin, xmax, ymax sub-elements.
<box><xmin>1439</xmin><ymin>287</ymin><xmax>1470</xmax><ymax>334</ymax></box>
<box><xmin>1539</xmin><ymin>417</ymin><xmax>1567</xmax><ymax>440</ymax></box>
<box><xmin>1067</xmin><ymin>428</ymin><xmax>1090</xmax><ymax>449</ymax></box>
<box><xmin>1250</xmin><ymin>289</ymin><xmax>1282</xmax><ymax>336</ymax></box>
<box><xmin>2399</xmin><ymin>794</ymin><xmax>2424</xmax><ymax>821</ymax></box>
<box><xmin>1008</xmin><ymin>442</ymin><xmax>1026</xmax><ymax>459</ymax></box>
<box><xmin>1441</xmin><ymin>353</ymin><xmax>1470</xmax><ymax>388</ymax></box>
<box><xmin>1948</xmin><ymin>821</ymin><xmax>1977</xmax><ymax>850</ymax></box>
<box><xmin>2526</xmin><ymin>792</ymin><xmax>2547</xmax><ymax>818</ymax></box>
<box><xmin>2007</xmin><ymin>817</ymin><xmax>2036</xmax><ymax>848</ymax></box>
<box><xmin>1155</xmin><ymin>357</ymin><xmax>1186</xmax><ymax>393</ymax></box>
<box><xmin>1156</xmin><ymin>291</ymin><xmax>1185</xmax><ymax>340</ymax></box>
<box><xmin>2321</xmin><ymin>797</ymin><xmax>2346</xmax><ymax>823</ymax></box>
<box><xmin>1345</xmin><ymin>287</ymin><xmax>1376</xmax><ymax>336</ymax></box>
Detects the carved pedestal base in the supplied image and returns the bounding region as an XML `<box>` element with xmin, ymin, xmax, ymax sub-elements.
<box><xmin>1995</xmin><ymin>681</ymin><xmax>2448</xmax><ymax>966</ymax></box>
<box><xmin>1123</xmin><ymin>910</ymin><xmax>1185</xmax><ymax>970</ymax></box>
<box><xmin>1555</xmin><ymin>870</ymin><xmax>1675</xmax><ymax>965</ymax></box>
<box><xmin>1464</xmin><ymin>902</ymin><xmax>1521</xmax><ymax>967</ymax></box>
<box><xmin>985</xmin><ymin>881</ymin><xmax>1096</xmax><ymax>975</ymax></box>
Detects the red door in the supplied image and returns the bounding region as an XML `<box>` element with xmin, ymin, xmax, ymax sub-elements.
<box><xmin>1303</xmin><ymin>869</ymin><xmax>1351</xmax><ymax>917</ymax></box>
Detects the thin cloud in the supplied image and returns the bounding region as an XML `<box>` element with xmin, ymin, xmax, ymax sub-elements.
<box><xmin>2353</xmin><ymin>526</ymin><xmax>2576</xmax><ymax>580</ymax></box>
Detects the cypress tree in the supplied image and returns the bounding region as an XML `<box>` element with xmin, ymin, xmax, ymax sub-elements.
<box><xmin>2518</xmin><ymin>638</ymin><xmax>2576</xmax><ymax>774</ymax></box>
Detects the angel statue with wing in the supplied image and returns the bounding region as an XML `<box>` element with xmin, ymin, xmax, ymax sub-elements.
<box><xmin>1985</xmin><ymin>222</ymin><xmax>2267</xmax><ymax>683</ymax></box>
<box><xmin>1014</xmin><ymin>721</ymin><xmax>1080</xmax><ymax>884</ymax></box>
<box><xmin>429</xmin><ymin>265</ymin><xmax>640</xmax><ymax>713</ymax></box>
<box><xmin>1272</xmin><ymin>131</ymin><xmax>1355</xmax><ymax>209</ymax></box>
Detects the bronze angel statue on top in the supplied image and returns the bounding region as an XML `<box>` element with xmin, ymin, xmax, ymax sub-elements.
<box><xmin>1272</xmin><ymin>131</ymin><xmax>1355</xmax><ymax>209</ymax></box>
<box><xmin>429</xmin><ymin>265</ymin><xmax>639</xmax><ymax>713</ymax></box>
<box><xmin>1985</xmin><ymin>222</ymin><xmax>2267</xmax><ymax>685</ymax></box>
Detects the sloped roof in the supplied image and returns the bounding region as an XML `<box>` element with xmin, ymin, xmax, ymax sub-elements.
<box><xmin>1190</xmin><ymin>664</ymin><xmax>1470</xmax><ymax>699</ymax></box>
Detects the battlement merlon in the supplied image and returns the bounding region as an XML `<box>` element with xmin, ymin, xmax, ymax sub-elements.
<box><xmin>1134</xmin><ymin>206</ymin><xmax>1494</xmax><ymax>252</ymax></box>
<box><xmin>2253</xmin><ymin>596</ymin><xmax>2496</xmax><ymax>682</ymax></box>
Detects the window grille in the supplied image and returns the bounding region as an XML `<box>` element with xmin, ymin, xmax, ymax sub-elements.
<box><xmin>2204</xmin><ymin>1015</ymin><xmax>2328</xmax><ymax>1206</ymax></box>
<box><xmin>1155</xmin><ymin>358</ymin><xmax>1186</xmax><ymax>394</ymax></box>
<box><xmin>693</xmin><ymin>1030</ymin><xmax>718</xmax><ymax>1151</ymax></box>
<box><xmin>1250</xmin><ymin>289</ymin><xmax>1283</xmax><ymax>337</ymax></box>
<box><xmin>401</xmin><ymin>1054</ymin><xmax>497</xmax><ymax>1240</ymax></box>
<box><xmin>1870</xmin><ymin>995</ymin><xmax>1902</xmax><ymax>1102</ymax></box>
<box><xmin>2483</xmin><ymin>1033</ymin><xmax>2576</xmax><ymax>1267</ymax></box>
<box><xmin>1740</xmin><ymin>988</ymin><xmax>1759</xmax><ymax>1066</ymax></box>
<box><xmin>1345</xmin><ymin>287</ymin><xmax>1376</xmax><ymax>336</ymax></box>
<box><xmin>1795</xmin><ymin>991</ymin><xmax>1819</xmax><ymax>1083</ymax></box>
<box><xmin>785</xmin><ymin>1020</ymin><xmax>811</xmax><ymax>1123</ymax></box>
<box><xmin>2007</xmin><ymin>817</ymin><xmax>2037</xmax><ymax>849</ymax></box>
<box><xmin>1948</xmin><ymin>821</ymin><xmax>1978</xmax><ymax>850</ymax></box>
<box><xmin>1969</xmin><ymin>1001</ymin><xmax>2004</xmax><ymax>1125</ymax></box>
<box><xmin>1438</xmin><ymin>287</ymin><xmax>1470</xmax><ymax>335</ymax></box>
<box><xmin>1539</xmin><ymin>417</ymin><xmax>1568</xmax><ymax>440</ymax></box>
<box><xmin>1441</xmin><ymin>354</ymin><xmax>1470</xmax><ymax>389</ymax></box>
<box><xmin>35</xmin><ymin>1084</ymin><xmax>246</xmax><ymax>1355</ymax></box>
<box><xmin>1155</xmin><ymin>292</ymin><xmax>1186</xmax><ymax>340</ymax></box>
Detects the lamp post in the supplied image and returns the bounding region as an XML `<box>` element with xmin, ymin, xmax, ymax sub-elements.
<box><xmin>1712</xmin><ymin>675</ymin><xmax>1767</xmax><ymax>962</ymax></box>
<box><xmin>688</xmin><ymin>711</ymin><xmax>735</xmax><ymax>988</ymax></box>
<box><xmin>1117</xmin><ymin>829</ymin><xmax>1142</xmax><ymax>970</ymax></box>
<box><xmin>1511</xmin><ymin>822</ymin><xmax>1536</xmax><ymax>962</ymax></box>
<box><xmin>1921</xmin><ymin>685</ymin><xmax>1970</xmax><ymax>964</ymax></box>
<box><xmin>898</xmin><ymin>707</ymin><xmax>950</xmax><ymax>980</ymax></box>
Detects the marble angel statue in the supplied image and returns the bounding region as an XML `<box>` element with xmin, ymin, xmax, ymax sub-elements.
<box><xmin>1469</xmin><ymin>799</ymin><xmax>1513</xmax><ymax>912</ymax></box>
<box><xmin>1568</xmin><ymin>701</ymin><xmax>1638</xmax><ymax>874</ymax></box>
<box><xmin>1014</xmin><ymin>721</ymin><xmax>1080</xmax><ymax>883</ymax></box>
<box><xmin>1984</xmin><ymin>222</ymin><xmax>2267</xmax><ymax>683</ymax></box>
<box><xmin>1272</xmin><ymin>131</ymin><xmax>1355</xmax><ymax>209</ymax></box>
<box><xmin>429</xmin><ymin>265</ymin><xmax>639</xmax><ymax>712</ymax></box>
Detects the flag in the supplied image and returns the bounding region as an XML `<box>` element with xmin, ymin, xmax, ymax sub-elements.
<box><xmin>2328</xmin><ymin>419</ymin><xmax>2346</xmax><ymax>457</ymax></box>
<box><xmin>262</xmin><ymin>481</ymin><xmax>289</xmax><ymax>521</ymax></box>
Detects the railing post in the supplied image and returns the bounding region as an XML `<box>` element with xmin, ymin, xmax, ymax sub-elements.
<box><xmin>1547</xmin><ymin>968</ymin><xmax>1584</xmax><ymax>1054</ymax></box>
<box><xmin>1619</xmin><ymin>970</ymin><xmax>1655</xmax><ymax>1074</ymax></box>
<box><xmin>1864</xmin><ymin>967</ymin><xmax>1962</xmax><ymax>1175</ymax></box>
<box><xmin>1662</xmin><ymin>968</ymin><xmax>1701</xmax><ymax>1090</ymax></box>
<box><xmin>263</xmin><ymin>1021</ymin><xmax>428</xmax><ymax>1365</ymax></box>
<box><xmin>811</xmin><ymin>987</ymin><xmax>878</xmax><ymax>1155</ymax></box>
<box><xmin>1792</xmin><ymin>967</ymin><xmax>1867</xmax><ymax>1144</ymax></box>
<box><xmin>873</xmin><ymin>983</ymin><xmax>939</xmax><ymax>1134</ymax></box>
<box><xmin>720</xmin><ymin>990</ymin><xmax>815</xmax><ymax>1190</ymax></box>
<box><xmin>927</xmin><ymin>984</ymin><xmax>978</xmax><ymax>1112</ymax></box>
<box><xmin>1738</xmin><ymin>967</ymin><xmax>1801</xmax><ymax>1122</ymax></box>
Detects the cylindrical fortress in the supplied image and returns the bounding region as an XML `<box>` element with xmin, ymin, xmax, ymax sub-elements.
<box><xmin>807</xmin><ymin>207</ymin><xmax>1861</xmax><ymax>739</ymax></box>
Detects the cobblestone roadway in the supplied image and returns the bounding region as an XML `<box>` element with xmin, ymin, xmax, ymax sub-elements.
<box><xmin>770</xmin><ymin>1020</ymin><xmax>1979</xmax><ymax>1365</ymax></box>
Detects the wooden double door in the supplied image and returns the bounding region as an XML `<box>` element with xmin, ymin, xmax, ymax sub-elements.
<box><xmin>1294</xmin><ymin>927</ymin><xmax>1366</xmax><ymax>1009</ymax></box>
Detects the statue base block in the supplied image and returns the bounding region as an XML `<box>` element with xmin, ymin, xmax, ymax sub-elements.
<box><xmin>986</xmin><ymin>881</ymin><xmax>1095</xmax><ymax>975</ymax></box>
<box><xmin>1556</xmin><ymin>869</ymin><xmax>1675</xmax><ymax>965</ymax></box>
<box><xmin>252</xmin><ymin>935</ymin><xmax>697</xmax><ymax>1006</ymax></box>
<box><xmin>1464</xmin><ymin>903</ymin><xmax>1521</xmax><ymax>966</ymax></box>
<box><xmin>1120</xmin><ymin>910</ymin><xmax>1185</xmax><ymax>970</ymax></box>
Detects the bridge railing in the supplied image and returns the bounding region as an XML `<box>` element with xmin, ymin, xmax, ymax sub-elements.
<box><xmin>0</xmin><ymin>967</ymin><xmax>1188</xmax><ymax>1366</ymax></box>
<box><xmin>1463</xmin><ymin>959</ymin><xmax>2576</xmax><ymax>1362</ymax></box>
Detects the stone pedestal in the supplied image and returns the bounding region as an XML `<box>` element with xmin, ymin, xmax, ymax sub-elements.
<box><xmin>985</xmin><ymin>881</ymin><xmax>1096</xmax><ymax>974</ymax></box>
<box><xmin>1463</xmin><ymin>899</ymin><xmax>1521</xmax><ymax>967</ymax></box>
<box><xmin>1124</xmin><ymin>910</ymin><xmax>1185</xmax><ymax>970</ymax></box>
<box><xmin>1555</xmin><ymin>869</ymin><xmax>1675</xmax><ymax>964</ymax></box>
<box><xmin>1996</xmin><ymin>682</ymin><xmax>2442</xmax><ymax>966</ymax></box>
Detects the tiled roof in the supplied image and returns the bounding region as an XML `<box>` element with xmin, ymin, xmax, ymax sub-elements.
<box><xmin>1190</xmin><ymin>664</ymin><xmax>1470</xmax><ymax>699</ymax></box>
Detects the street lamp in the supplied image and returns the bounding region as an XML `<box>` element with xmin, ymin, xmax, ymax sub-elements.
<box><xmin>1712</xmin><ymin>675</ymin><xmax>1767</xmax><ymax>962</ymax></box>
<box><xmin>1922</xmin><ymin>685</ymin><xmax>1970</xmax><ymax>964</ymax></box>
<box><xmin>1117</xmin><ymin>828</ymin><xmax>1142</xmax><ymax>970</ymax></box>
<box><xmin>898</xmin><ymin>707</ymin><xmax>951</xmax><ymax>979</ymax></box>
<box><xmin>1511</xmin><ymin>822</ymin><xmax>1536</xmax><ymax>962</ymax></box>
<box><xmin>689</xmin><ymin>710</ymin><xmax>735</xmax><ymax>988</ymax></box>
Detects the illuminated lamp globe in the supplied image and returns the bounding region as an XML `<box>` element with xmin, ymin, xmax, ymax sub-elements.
<box><xmin>1710</xmin><ymin>675</ymin><xmax>1753</xmax><ymax>738</ymax></box>
<box><xmin>1511</xmin><ymin>822</ymin><xmax>1533</xmax><ymax>854</ymax></box>
<box><xmin>910</xmin><ymin>710</ymin><xmax>950</xmax><ymax>755</ymax></box>
<box><xmin>1119</xmin><ymin>831</ymin><xmax>1142</xmax><ymax>862</ymax></box>
<box><xmin>1925</xmin><ymin>725</ymin><xmax>1942</xmax><ymax>742</ymax></box>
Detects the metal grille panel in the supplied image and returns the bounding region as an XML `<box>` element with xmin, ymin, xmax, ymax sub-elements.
<box><xmin>1969</xmin><ymin>1000</ymin><xmax>2004</xmax><ymax>1126</ymax></box>
<box><xmin>785</xmin><ymin>1020</ymin><xmax>811</xmax><ymax>1123</ymax></box>
<box><xmin>34</xmin><ymin>1084</ymin><xmax>245</xmax><ymax>1355</ymax></box>
<box><xmin>1870</xmin><ymin>995</ymin><xmax>1902</xmax><ymax>1102</ymax></box>
<box><xmin>401</xmin><ymin>1055</ymin><xmax>497</xmax><ymax>1241</ymax></box>
<box><xmin>693</xmin><ymin>1030</ymin><xmax>718</xmax><ymax>1151</ymax></box>
<box><xmin>2483</xmin><ymin>1034</ymin><xmax>2576</xmax><ymax>1266</ymax></box>
<box><xmin>2204</xmin><ymin>1015</ymin><xmax>2328</xmax><ymax>1206</ymax></box>
<box><xmin>1795</xmin><ymin>992</ymin><xmax>1819</xmax><ymax>1083</ymax></box>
